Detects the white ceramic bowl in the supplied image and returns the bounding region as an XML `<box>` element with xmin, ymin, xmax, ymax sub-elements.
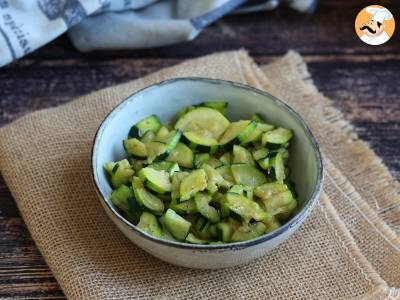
<box><xmin>92</xmin><ymin>77</ymin><xmax>323</xmax><ymax>269</ymax></box>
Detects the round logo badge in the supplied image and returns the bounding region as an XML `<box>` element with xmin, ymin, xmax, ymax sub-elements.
<box><xmin>355</xmin><ymin>5</ymin><xmax>395</xmax><ymax>46</ymax></box>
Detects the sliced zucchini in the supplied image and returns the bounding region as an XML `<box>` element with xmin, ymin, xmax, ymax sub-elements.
<box><xmin>263</xmin><ymin>190</ymin><xmax>297</xmax><ymax>220</ymax></box>
<box><xmin>202</xmin><ymin>157</ymin><xmax>224</xmax><ymax>169</ymax></box>
<box><xmin>270</xmin><ymin>149</ymin><xmax>288</xmax><ymax>181</ymax></box>
<box><xmin>194</xmin><ymin>193</ymin><xmax>220</xmax><ymax>223</ymax></box>
<box><xmin>169</xmin><ymin>198</ymin><xmax>197</xmax><ymax>215</ymax></box>
<box><xmin>216</xmin><ymin>222</ymin><xmax>233</xmax><ymax>242</ymax></box>
<box><xmin>251</xmin><ymin>113</ymin><xmax>265</xmax><ymax>123</ymax></box>
<box><xmin>241</xmin><ymin>122</ymin><xmax>275</xmax><ymax>145</ymax></box>
<box><xmin>129</xmin><ymin>115</ymin><xmax>162</xmax><ymax>138</ymax></box>
<box><xmin>202</xmin><ymin>164</ymin><xmax>231</xmax><ymax>193</ymax></box>
<box><xmin>179</xmin><ymin>169</ymin><xmax>207</xmax><ymax>201</ymax></box>
<box><xmin>218</xmin><ymin>120</ymin><xmax>250</xmax><ymax>145</ymax></box>
<box><xmin>216</xmin><ymin>165</ymin><xmax>235</xmax><ymax>183</ymax></box>
<box><xmin>123</xmin><ymin>138</ymin><xmax>147</xmax><ymax>158</ymax></box>
<box><xmin>175</xmin><ymin>107</ymin><xmax>230</xmax><ymax>145</ymax></box>
<box><xmin>231</xmin><ymin>222</ymin><xmax>267</xmax><ymax>242</ymax></box>
<box><xmin>104</xmin><ymin>159</ymin><xmax>135</xmax><ymax>188</ymax></box>
<box><xmin>158</xmin><ymin>215</ymin><xmax>178</xmax><ymax>241</ymax></box>
<box><xmin>111</xmin><ymin>184</ymin><xmax>135</xmax><ymax>213</ymax></box>
<box><xmin>155</xmin><ymin>126</ymin><xmax>170</xmax><ymax>141</ymax></box>
<box><xmin>229</xmin><ymin>184</ymin><xmax>245</xmax><ymax>195</ymax></box>
<box><xmin>194</xmin><ymin>153</ymin><xmax>210</xmax><ymax>168</ymax></box>
<box><xmin>137</xmin><ymin>212</ymin><xmax>162</xmax><ymax>238</ymax></box>
<box><xmin>140</xmin><ymin>131</ymin><xmax>155</xmax><ymax>143</ymax></box>
<box><xmin>262</xmin><ymin>128</ymin><xmax>293</xmax><ymax>145</ymax></box>
<box><xmin>131</xmin><ymin>159</ymin><xmax>147</xmax><ymax>172</ymax></box>
<box><xmin>171</xmin><ymin>171</ymin><xmax>189</xmax><ymax>200</ymax></box>
<box><xmin>254</xmin><ymin>182</ymin><xmax>289</xmax><ymax>199</ymax></box>
<box><xmin>260</xmin><ymin>212</ymin><xmax>281</xmax><ymax>233</ymax></box>
<box><xmin>164</xmin><ymin>209</ymin><xmax>191</xmax><ymax>241</ymax></box>
<box><xmin>232</xmin><ymin>145</ymin><xmax>255</xmax><ymax>165</ymax></box>
<box><xmin>231</xmin><ymin>164</ymin><xmax>267</xmax><ymax>187</ymax></box>
<box><xmin>197</xmin><ymin>101</ymin><xmax>228</xmax><ymax>114</ymax></box>
<box><xmin>237</xmin><ymin>121</ymin><xmax>258</xmax><ymax>143</ymax></box>
<box><xmin>146</xmin><ymin>130</ymin><xmax>182</xmax><ymax>162</ymax></box>
<box><xmin>166</xmin><ymin>142</ymin><xmax>194</xmax><ymax>168</ymax></box>
<box><xmin>219</xmin><ymin>152</ymin><xmax>231</xmax><ymax>164</ymax></box>
<box><xmin>252</xmin><ymin>148</ymin><xmax>270</xmax><ymax>170</ymax></box>
<box><xmin>132</xmin><ymin>177</ymin><xmax>164</xmax><ymax>215</ymax></box>
<box><xmin>149</xmin><ymin>161</ymin><xmax>180</xmax><ymax>175</ymax></box>
<box><xmin>138</xmin><ymin>167</ymin><xmax>171</xmax><ymax>194</ymax></box>
<box><xmin>185</xmin><ymin>233</ymin><xmax>208</xmax><ymax>244</ymax></box>
<box><xmin>176</xmin><ymin>106</ymin><xmax>195</xmax><ymax>120</ymax></box>
<box><xmin>224</xmin><ymin>192</ymin><xmax>267</xmax><ymax>221</ymax></box>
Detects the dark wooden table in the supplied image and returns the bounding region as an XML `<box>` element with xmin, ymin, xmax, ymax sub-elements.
<box><xmin>0</xmin><ymin>0</ymin><xmax>399</xmax><ymax>298</ymax></box>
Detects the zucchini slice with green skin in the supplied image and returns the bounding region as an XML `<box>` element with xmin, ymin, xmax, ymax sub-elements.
<box><xmin>197</xmin><ymin>101</ymin><xmax>228</xmax><ymax>114</ymax></box>
<box><xmin>231</xmin><ymin>163</ymin><xmax>267</xmax><ymax>187</ymax></box>
<box><xmin>138</xmin><ymin>167</ymin><xmax>171</xmax><ymax>194</ymax></box>
<box><xmin>111</xmin><ymin>184</ymin><xmax>135</xmax><ymax>213</ymax></box>
<box><xmin>137</xmin><ymin>212</ymin><xmax>162</xmax><ymax>238</ymax></box>
<box><xmin>171</xmin><ymin>171</ymin><xmax>189</xmax><ymax>200</ymax></box>
<box><xmin>149</xmin><ymin>161</ymin><xmax>180</xmax><ymax>175</ymax></box>
<box><xmin>185</xmin><ymin>233</ymin><xmax>208</xmax><ymax>244</ymax></box>
<box><xmin>203</xmin><ymin>164</ymin><xmax>232</xmax><ymax>192</ymax></box>
<box><xmin>216</xmin><ymin>165</ymin><xmax>235</xmax><ymax>183</ymax></box>
<box><xmin>254</xmin><ymin>182</ymin><xmax>289</xmax><ymax>199</ymax></box>
<box><xmin>179</xmin><ymin>169</ymin><xmax>207</xmax><ymax>201</ymax></box>
<box><xmin>129</xmin><ymin>115</ymin><xmax>162</xmax><ymax>138</ymax></box>
<box><xmin>155</xmin><ymin>126</ymin><xmax>170</xmax><ymax>141</ymax></box>
<box><xmin>123</xmin><ymin>138</ymin><xmax>147</xmax><ymax>158</ymax></box>
<box><xmin>194</xmin><ymin>193</ymin><xmax>220</xmax><ymax>223</ymax></box>
<box><xmin>104</xmin><ymin>159</ymin><xmax>135</xmax><ymax>188</ymax></box>
<box><xmin>166</xmin><ymin>142</ymin><xmax>194</xmax><ymax>168</ymax></box>
<box><xmin>164</xmin><ymin>209</ymin><xmax>191</xmax><ymax>241</ymax></box>
<box><xmin>169</xmin><ymin>198</ymin><xmax>197</xmax><ymax>215</ymax></box>
<box><xmin>270</xmin><ymin>149</ymin><xmax>288</xmax><ymax>181</ymax></box>
<box><xmin>218</xmin><ymin>120</ymin><xmax>250</xmax><ymax>145</ymax></box>
<box><xmin>132</xmin><ymin>177</ymin><xmax>164</xmax><ymax>215</ymax></box>
<box><xmin>175</xmin><ymin>107</ymin><xmax>230</xmax><ymax>145</ymax></box>
<box><xmin>231</xmin><ymin>222</ymin><xmax>267</xmax><ymax>242</ymax></box>
<box><xmin>252</xmin><ymin>148</ymin><xmax>270</xmax><ymax>170</ymax></box>
<box><xmin>140</xmin><ymin>131</ymin><xmax>155</xmax><ymax>143</ymax></box>
<box><xmin>194</xmin><ymin>153</ymin><xmax>210</xmax><ymax>168</ymax></box>
<box><xmin>146</xmin><ymin>130</ymin><xmax>182</xmax><ymax>163</ymax></box>
<box><xmin>216</xmin><ymin>222</ymin><xmax>233</xmax><ymax>242</ymax></box>
<box><xmin>223</xmin><ymin>192</ymin><xmax>267</xmax><ymax>221</ymax></box>
<box><xmin>263</xmin><ymin>190</ymin><xmax>297</xmax><ymax>220</ymax></box>
<box><xmin>232</xmin><ymin>145</ymin><xmax>255</xmax><ymax>165</ymax></box>
<box><xmin>262</xmin><ymin>127</ymin><xmax>293</xmax><ymax>145</ymax></box>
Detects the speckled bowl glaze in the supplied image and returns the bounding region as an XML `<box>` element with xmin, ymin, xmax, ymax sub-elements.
<box><xmin>92</xmin><ymin>77</ymin><xmax>323</xmax><ymax>269</ymax></box>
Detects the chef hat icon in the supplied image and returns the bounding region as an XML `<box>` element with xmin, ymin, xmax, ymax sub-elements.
<box><xmin>366</xmin><ymin>7</ymin><xmax>393</xmax><ymax>24</ymax></box>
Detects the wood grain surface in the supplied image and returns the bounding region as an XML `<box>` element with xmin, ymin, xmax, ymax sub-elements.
<box><xmin>0</xmin><ymin>1</ymin><xmax>399</xmax><ymax>298</ymax></box>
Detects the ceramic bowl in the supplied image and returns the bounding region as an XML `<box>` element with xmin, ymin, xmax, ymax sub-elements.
<box><xmin>92</xmin><ymin>77</ymin><xmax>323</xmax><ymax>269</ymax></box>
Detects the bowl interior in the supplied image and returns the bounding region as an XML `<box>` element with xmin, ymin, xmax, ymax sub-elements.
<box><xmin>93</xmin><ymin>78</ymin><xmax>322</xmax><ymax>240</ymax></box>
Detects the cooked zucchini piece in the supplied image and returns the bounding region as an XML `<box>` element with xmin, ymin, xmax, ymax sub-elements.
<box><xmin>185</xmin><ymin>233</ymin><xmax>208</xmax><ymax>244</ymax></box>
<box><xmin>111</xmin><ymin>184</ymin><xmax>135</xmax><ymax>213</ymax></box>
<box><xmin>166</xmin><ymin>142</ymin><xmax>194</xmax><ymax>168</ymax></box>
<box><xmin>131</xmin><ymin>159</ymin><xmax>147</xmax><ymax>172</ymax></box>
<box><xmin>149</xmin><ymin>161</ymin><xmax>180</xmax><ymax>175</ymax></box>
<box><xmin>146</xmin><ymin>130</ymin><xmax>182</xmax><ymax>162</ymax></box>
<box><xmin>252</xmin><ymin>148</ymin><xmax>270</xmax><ymax>170</ymax></box>
<box><xmin>197</xmin><ymin>101</ymin><xmax>228</xmax><ymax>114</ymax></box>
<box><xmin>219</xmin><ymin>120</ymin><xmax>251</xmax><ymax>145</ymax></box>
<box><xmin>129</xmin><ymin>115</ymin><xmax>162</xmax><ymax>138</ymax></box>
<box><xmin>263</xmin><ymin>190</ymin><xmax>297</xmax><ymax>220</ymax></box>
<box><xmin>176</xmin><ymin>106</ymin><xmax>195</xmax><ymax>120</ymax></box>
<box><xmin>164</xmin><ymin>209</ymin><xmax>191</xmax><ymax>241</ymax></box>
<box><xmin>123</xmin><ymin>138</ymin><xmax>147</xmax><ymax>158</ymax></box>
<box><xmin>262</xmin><ymin>127</ymin><xmax>293</xmax><ymax>145</ymax></box>
<box><xmin>104</xmin><ymin>159</ymin><xmax>135</xmax><ymax>188</ymax></box>
<box><xmin>203</xmin><ymin>164</ymin><xmax>232</xmax><ymax>193</ymax></box>
<box><xmin>138</xmin><ymin>167</ymin><xmax>171</xmax><ymax>194</ymax></box>
<box><xmin>202</xmin><ymin>157</ymin><xmax>224</xmax><ymax>169</ymax></box>
<box><xmin>216</xmin><ymin>222</ymin><xmax>233</xmax><ymax>242</ymax></box>
<box><xmin>232</xmin><ymin>145</ymin><xmax>255</xmax><ymax>165</ymax></box>
<box><xmin>254</xmin><ymin>182</ymin><xmax>289</xmax><ymax>199</ymax></box>
<box><xmin>260</xmin><ymin>213</ymin><xmax>281</xmax><ymax>233</ymax></box>
<box><xmin>180</xmin><ymin>169</ymin><xmax>207</xmax><ymax>201</ymax></box>
<box><xmin>175</xmin><ymin>107</ymin><xmax>230</xmax><ymax>145</ymax></box>
<box><xmin>224</xmin><ymin>192</ymin><xmax>267</xmax><ymax>221</ymax></box>
<box><xmin>171</xmin><ymin>171</ymin><xmax>189</xmax><ymax>200</ymax></box>
<box><xmin>194</xmin><ymin>153</ymin><xmax>210</xmax><ymax>168</ymax></box>
<box><xmin>229</xmin><ymin>184</ymin><xmax>245</xmax><ymax>195</ymax></box>
<box><xmin>270</xmin><ymin>149</ymin><xmax>288</xmax><ymax>181</ymax></box>
<box><xmin>231</xmin><ymin>164</ymin><xmax>267</xmax><ymax>187</ymax></box>
<box><xmin>155</xmin><ymin>126</ymin><xmax>170</xmax><ymax>141</ymax></box>
<box><xmin>237</xmin><ymin>121</ymin><xmax>258</xmax><ymax>143</ymax></box>
<box><xmin>158</xmin><ymin>215</ymin><xmax>178</xmax><ymax>241</ymax></box>
<box><xmin>137</xmin><ymin>212</ymin><xmax>162</xmax><ymax>238</ymax></box>
<box><xmin>194</xmin><ymin>193</ymin><xmax>220</xmax><ymax>223</ymax></box>
<box><xmin>169</xmin><ymin>198</ymin><xmax>197</xmax><ymax>215</ymax></box>
<box><xmin>219</xmin><ymin>152</ymin><xmax>231</xmax><ymax>164</ymax></box>
<box><xmin>132</xmin><ymin>177</ymin><xmax>164</xmax><ymax>215</ymax></box>
<box><xmin>216</xmin><ymin>164</ymin><xmax>235</xmax><ymax>183</ymax></box>
<box><xmin>231</xmin><ymin>222</ymin><xmax>267</xmax><ymax>242</ymax></box>
<box><xmin>140</xmin><ymin>131</ymin><xmax>155</xmax><ymax>143</ymax></box>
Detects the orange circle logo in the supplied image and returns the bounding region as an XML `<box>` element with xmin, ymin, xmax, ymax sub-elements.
<box><xmin>355</xmin><ymin>5</ymin><xmax>395</xmax><ymax>45</ymax></box>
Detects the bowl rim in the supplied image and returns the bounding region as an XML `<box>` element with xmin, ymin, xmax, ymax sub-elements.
<box><xmin>92</xmin><ymin>77</ymin><xmax>324</xmax><ymax>250</ymax></box>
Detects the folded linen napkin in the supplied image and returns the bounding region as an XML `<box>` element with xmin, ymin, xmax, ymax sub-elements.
<box><xmin>0</xmin><ymin>0</ymin><xmax>316</xmax><ymax>67</ymax></box>
<box><xmin>0</xmin><ymin>50</ymin><xmax>399</xmax><ymax>299</ymax></box>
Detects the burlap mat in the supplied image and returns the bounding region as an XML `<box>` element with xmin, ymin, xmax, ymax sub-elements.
<box><xmin>0</xmin><ymin>51</ymin><xmax>399</xmax><ymax>299</ymax></box>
